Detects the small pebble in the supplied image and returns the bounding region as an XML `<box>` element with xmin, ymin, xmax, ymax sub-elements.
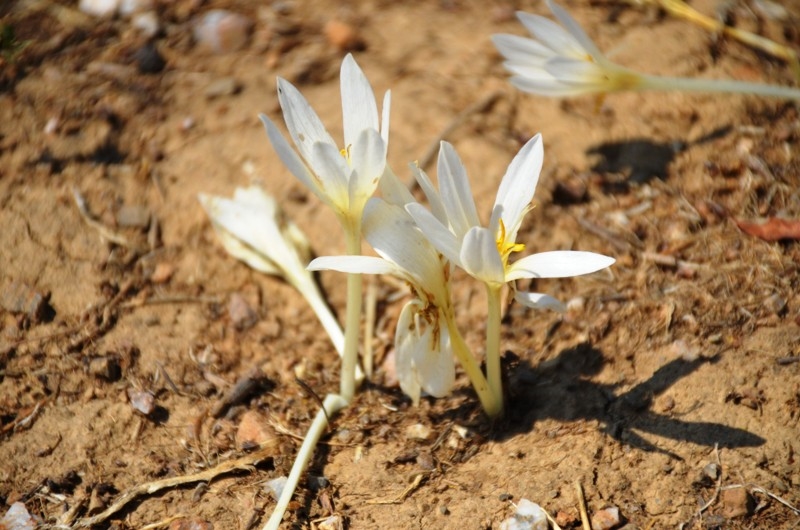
<box><xmin>79</xmin><ymin>0</ymin><xmax>119</xmax><ymax>17</ymax></box>
<box><xmin>194</xmin><ymin>10</ymin><xmax>253</xmax><ymax>54</ymax></box>
<box><xmin>132</xmin><ymin>11</ymin><xmax>159</xmax><ymax>37</ymax></box>
<box><xmin>134</xmin><ymin>42</ymin><xmax>165</xmax><ymax>74</ymax></box>
<box><xmin>323</xmin><ymin>19</ymin><xmax>365</xmax><ymax>51</ymax></box>
<box><xmin>591</xmin><ymin>506</ymin><xmax>621</xmax><ymax>530</ymax></box>
<box><xmin>235</xmin><ymin>410</ymin><xmax>275</xmax><ymax>448</ymax></box>
<box><xmin>119</xmin><ymin>0</ymin><xmax>153</xmax><ymax>15</ymax></box>
<box><xmin>764</xmin><ymin>293</ymin><xmax>786</xmax><ymax>315</ymax></box>
<box><xmin>404</xmin><ymin>423</ymin><xmax>432</xmax><ymax>441</ymax></box>
<box><xmin>150</xmin><ymin>262</ymin><xmax>175</xmax><ymax>284</ymax></box>
<box><xmin>228</xmin><ymin>292</ymin><xmax>258</xmax><ymax>330</ymax></box>
<box><xmin>127</xmin><ymin>388</ymin><xmax>155</xmax><ymax>415</ymax></box>
<box><xmin>205</xmin><ymin>77</ymin><xmax>241</xmax><ymax>99</ymax></box>
<box><xmin>0</xmin><ymin>502</ymin><xmax>40</xmax><ymax>530</ymax></box>
<box><xmin>265</xmin><ymin>476</ymin><xmax>287</xmax><ymax>500</ymax></box>
<box><xmin>499</xmin><ymin>499</ymin><xmax>548</xmax><ymax>530</ymax></box>
<box><xmin>317</xmin><ymin>515</ymin><xmax>341</xmax><ymax>530</ymax></box>
<box><xmin>721</xmin><ymin>487</ymin><xmax>754</xmax><ymax>519</ymax></box>
<box><xmin>116</xmin><ymin>205</ymin><xmax>150</xmax><ymax>228</ymax></box>
<box><xmin>308</xmin><ymin>475</ymin><xmax>329</xmax><ymax>490</ymax></box>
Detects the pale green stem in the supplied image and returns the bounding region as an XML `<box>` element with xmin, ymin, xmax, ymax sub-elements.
<box><xmin>261</xmin><ymin>393</ymin><xmax>348</xmax><ymax>530</ymax></box>
<box><xmin>637</xmin><ymin>73</ymin><xmax>800</xmax><ymax>100</ymax></box>
<box><xmin>340</xmin><ymin>221</ymin><xmax>363</xmax><ymax>403</ymax></box>
<box><xmin>445</xmin><ymin>315</ymin><xmax>503</xmax><ymax>418</ymax></box>
<box><xmin>363</xmin><ymin>278</ymin><xmax>377</xmax><ymax>379</ymax></box>
<box><xmin>291</xmin><ymin>273</ymin><xmax>364</xmax><ymax>384</ymax></box>
<box><xmin>485</xmin><ymin>284</ymin><xmax>504</xmax><ymax>417</ymax></box>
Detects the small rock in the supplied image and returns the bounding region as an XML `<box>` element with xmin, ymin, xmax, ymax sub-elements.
<box><xmin>79</xmin><ymin>0</ymin><xmax>119</xmax><ymax>17</ymax></box>
<box><xmin>168</xmin><ymin>518</ymin><xmax>214</xmax><ymax>530</ymax></box>
<box><xmin>116</xmin><ymin>205</ymin><xmax>150</xmax><ymax>228</ymax></box>
<box><xmin>721</xmin><ymin>487</ymin><xmax>754</xmax><ymax>519</ymax></box>
<box><xmin>763</xmin><ymin>293</ymin><xmax>786</xmax><ymax>315</ymax></box>
<box><xmin>265</xmin><ymin>476</ymin><xmax>287</xmax><ymax>500</ymax></box>
<box><xmin>127</xmin><ymin>388</ymin><xmax>155</xmax><ymax>415</ymax></box>
<box><xmin>236</xmin><ymin>410</ymin><xmax>275</xmax><ymax>449</ymax></box>
<box><xmin>499</xmin><ymin>499</ymin><xmax>548</xmax><ymax>530</ymax></box>
<box><xmin>555</xmin><ymin>510</ymin><xmax>578</xmax><ymax>527</ymax></box>
<box><xmin>205</xmin><ymin>77</ymin><xmax>241</xmax><ymax>99</ymax></box>
<box><xmin>194</xmin><ymin>10</ymin><xmax>253</xmax><ymax>54</ymax></box>
<box><xmin>228</xmin><ymin>292</ymin><xmax>258</xmax><ymax>330</ymax></box>
<box><xmin>119</xmin><ymin>0</ymin><xmax>153</xmax><ymax>15</ymax></box>
<box><xmin>134</xmin><ymin>42</ymin><xmax>165</xmax><ymax>74</ymax></box>
<box><xmin>323</xmin><ymin>19</ymin><xmax>365</xmax><ymax>51</ymax></box>
<box><xmin>552</xmin><ymin>176</ymin><xmax>588</xmax><ymax>204</ymax></box>
<box><xmin>317</xmin><ymin>515</ymin><xmax>341</xmax><ymax>530</ymax></box>
<box><xmin>150</xmin><ymin>262</ymin><xmax>175</xmax><ymax>284</ymax></box>
<box><xmin>404</xmin><ymin>423</ymin><xmax>432</xmax><ymax>441</ymax></box>
<box><xmin>591</xmin><ymin>506</ymin><xmax>621</xmax><ymax>530</ymax></box>
<box><xmin>0</xmin><ymin>502</ymin><xmax>40</xmax><ymax>530</ymax></box>
<box><xmin>1</xmin><ymin>280</ymin><xmax>53</xmax><ymax>324</ymax></box>
<box><xmin>132</xmin><ymin>11</ymin><xmax>159</xmax><ymax>37</ymax></box>
<box><xmin>308</xmin><ymin>475</ymin><xmax>329</xmax><ymax>490</ymax></box>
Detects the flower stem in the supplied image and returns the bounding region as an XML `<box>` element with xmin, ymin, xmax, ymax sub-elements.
<box><xmin>340</xmin><ymin>222</ymin><xmax>363</xmax><ymax>403</ymax></box>
<box><xmin>638</xmin><ymin>73</ymin><xmax>800</xmax><ymax>100</ymax></box>
<box><xmin>292</xmin><ymin>275</ymin><xmax>364</xmax><ymax>384</ymax></box>
<box><xmin>445</xmin><ymin>315</ymin><xmax>503</xmax><ymax>418</ymax></box>
<box><xmin>485</xmin><ymin>284</ymin><xmax>504</xmax><ymax>416</ymax></box>
<box><xmin>260</xmin><ymin>393</ymin><xmax>348</xmax><ymax>530</ymax></box>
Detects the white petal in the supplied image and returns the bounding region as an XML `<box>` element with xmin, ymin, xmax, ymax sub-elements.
<box><xmin>409</xmin><ymin>163</ymin><xmax>448</xmax><ymax>224</ymax></box>
<box><xmin>509</xmin><ymin>74</ymin><xmax>590</xmax><ymax>97</ymax></box>
<box><xmin>340</xmin><ymin>54</ymin><xmax>380</xmax><ymax>149</ymax></box>
<box><xmin>377</xmin><ymin>166</ymin><xmax>415</xmax><ymax>207</ymax></box>
<box><xmin>514</xmin><ymin>291</ymin><xmax>566</xmax><ymax>312</ymax></box>
<box><xmin>492</xmin><ymin>133</ymin><xmax>543</xmax><ymax>243</ymax></box>
<box><xmin>506</xmin><ymin>250</ymin><xmax>615</xmax><ymax>281</ymax></box>
<box><xmin>516</xmin><ymin>11</ymin><xmax>587</xmax><ymax>59</ymax></box>
<box><xmin>309</xmin><ymin>141</ymin><xmax>351</xmax><ymax>211</ymax></box>
<box><xmin>546</xmin><ymin>0</ymin><xmax>605</xmax><ymax>61</ymax></box>
<box><xmin>438</xmin><ymin>142</ymin><xmax>480</xmax><ymax>237</ymax></box>
<box><xmin>395</xmin><ymin>301</ymin><xmax>423</xmax><ymax>405</ymax></box>
<box><xmin>381</xmin><ymin>90</ymin><xmax>391</xmax><ymax>147</ymax></box>
<box><xmin>276</xmin><ymin>78</ymin><xmax>336</xmax><ymax>162</ymax></box>
<box><xmin>544</xmin><ymin>56</ymin><xmax>609</xmax><ymax>87</ymax></box>
<box><xmin>308</xmin><ymin>255</ymin><xmax>399</xmax><ymax>276</ymax></box>
<box><xmin>260</xmin><ymin>115</ymin><xmax>326</xmax><ymax>204</ymax></box>
<box><xmin>405</xmin><ymin>202</ymin><xmax>462</xmax><ymax>267</ymax></box>
<box><xmin>348</xmin><ymin>128</ymin><xmax>387</xmax><ymax>212</ymax></box>
<box><xmin>492</xmin><ymin>33</ymin><xmax>556</xmax><ymax>62</ymax></box>
<box><xmin>363</xmin><ymin>199</ymin><xmax>446</xmax><ymax>296</ymax></box>
<box><xmin>460</xmin><ymin>226</ymin><xmax>505</xmax><ymax>284</ymax></box>
<box><xmin>414</xmin><ymin>319</ymin><xmax>455</xmax><ymax>398</ymax></box>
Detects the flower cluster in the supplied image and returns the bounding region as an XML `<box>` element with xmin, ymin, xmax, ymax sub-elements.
<box><xmin>201</xmin><ymin>52</ymin><xmax>614</xmax><ymax>529</ymax></box>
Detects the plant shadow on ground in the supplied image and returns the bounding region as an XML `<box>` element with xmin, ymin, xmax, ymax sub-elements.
<box><xmin>480</xmin><ymin>343</ymin><xmax>767</xmax><ymax>459</ymax></box>
<box><xmin>587</xmin><ymin>125</ymin><xmax>733</xmax><ymax>190</ymax></box>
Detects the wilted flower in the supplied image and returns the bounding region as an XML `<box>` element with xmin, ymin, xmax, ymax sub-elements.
<box><xmin>493</xmin><ymin>0</ymin><xmax>800</xmax><ymax>100</ymax></box>
<box><xmin>199</xmin><ymin>186</ymin><xmax>364</xmax><ymax>383</ymax></box>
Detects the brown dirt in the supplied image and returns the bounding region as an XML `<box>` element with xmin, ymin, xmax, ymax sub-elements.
<box><xmin>2</xmin><ymin>0</ymin><xmax>800</xmax><ymax>529</ymax></box>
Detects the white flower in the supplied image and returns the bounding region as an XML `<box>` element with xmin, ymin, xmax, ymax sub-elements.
<box><xmin>199</xmin><ymin>186</ymin><xmax>366</xmax><ymax>382</ymax></box>
<box><xmin>491</xmin><ymin>0</ymin><xmax>643</xmax><ymax>97</ymax></box>
<box><xmin>309</xmin><ymin>198</ymin><xmax>455</xmax><ymax>404</ymax></box>
<box><xmin>259</xmin><ymin>53</ymin><xmax>391</xmax><ymax>225</ymax></box>
<box><xmin>492</xmin><ymin>0</ymin><xmax>800</xmax><ymax>101</ymax></box>
<box><xmin>406</xmin><ymin>134</ymin><xmax>615</xmax><ymax>310</ymax></box>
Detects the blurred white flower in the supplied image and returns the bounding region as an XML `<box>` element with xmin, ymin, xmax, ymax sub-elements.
<box><xmin>493</xmin><ymin>0</ymin><xmax>800</xmax><ymax>100</ymax></box>
<box><xmin>406</xmin><ymin>135</ymin><xmax>615</xmax><ymax>310</ymax></box>
<box><xmin>199</xmin><ymin>186</ymin><xmax>364</xmax><ymax>383</ymax></box>
<box><xmin>259</xmin><ymin>53</ymin><xmax>391</xmax><ymax>227</ymax></box>
<box><xmin>310</xmin><ymin>198</ymin><xmax>455</xmax><ymax>405</ymax></box>
<box><xmin>492</xmin><ymin>0</ymin><xmax>641</xmax><ymax>97</ymax></box>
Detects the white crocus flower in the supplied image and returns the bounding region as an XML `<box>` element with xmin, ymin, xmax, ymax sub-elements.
<box><xmin>407</xmin><ymin>135</ymin><xmax>614</xmax><ymax>414</ymax></box>
<box><xmin>198</xmin><ymin>186</ymin><xmax>364</xmax><ymax>382</ymax></box>
<box><xmin>406</xmin><ymin>134</ymin><xmax>615</xmax><ymax>308</ymax></box>
<box><xmin>492</xmin><ymin>0</ymin><xmax>800</xmax><ymax>100</ymax></box>
<box><xmin>310</xmin><ymin>198</ymin><xmax>500</xmax><ymax>415</ymax></box>
<box><xmin>259</xmin><ymin>53</ymin><xmax>390</xmax><ymax>228</ymax></box>
<box><xmin>260</xmin><ymin>52</ymin><xmax>391</xmax><ymax>405</ymax></box>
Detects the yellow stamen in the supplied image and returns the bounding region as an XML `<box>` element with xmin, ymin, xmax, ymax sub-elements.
<box><xmin>339</xmin><ymin>144</ymin><xmax>352</xmax><ymax>163</ymax></box>
<box><xmin>495</xmin><ymin>219</ymin><xmax>525</xmax><ymax>268</ymax></box>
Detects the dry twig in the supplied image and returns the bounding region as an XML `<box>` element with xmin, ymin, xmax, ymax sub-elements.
<box><xmin>575</xmin><ymin>481</ymin><xmax>591</xmax><ymax>530</ymax></box>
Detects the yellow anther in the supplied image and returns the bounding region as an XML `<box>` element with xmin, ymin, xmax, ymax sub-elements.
<box><xmin>339</xmin><ymin>144</ymin><xmax>352</xmax><ymax>162</ymax></box>
<box><xmin>495</xmin><ymin>219</ymin><xmax>525</xmax><ymax>267</ymax></box>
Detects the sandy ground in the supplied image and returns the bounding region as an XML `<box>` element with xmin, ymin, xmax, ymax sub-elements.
<box><xmin>2</xmin><ymin>0</ymin><xmax>800</xmax><ymax>528</ymax></box>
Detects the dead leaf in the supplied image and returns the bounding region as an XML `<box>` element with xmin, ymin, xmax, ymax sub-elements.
<box><xmin>735</xmin><ymin>218</ymin><xmax>800</xmax><ymax>241</ymax></box>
